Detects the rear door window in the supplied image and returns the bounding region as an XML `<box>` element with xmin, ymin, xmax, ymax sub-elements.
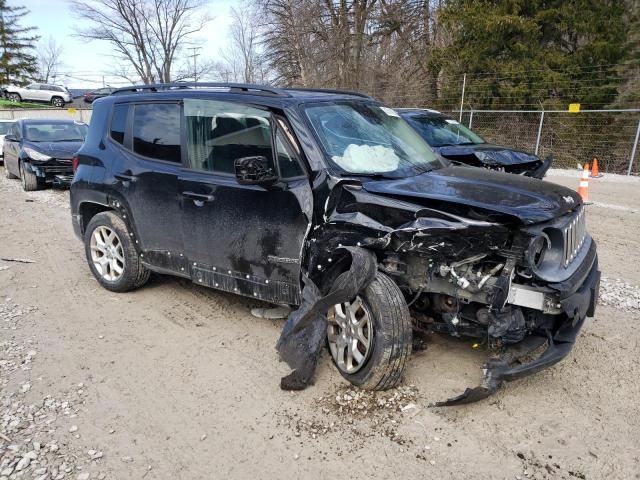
<box><xmin>183</xmin><ymin>98</ymin><xmax>274</xmax><ymax>174</ymax></box>
<box><xmin>132</xmin><ymin>103</ymin><xmax>181</xmax><ymax>163</ymax></box>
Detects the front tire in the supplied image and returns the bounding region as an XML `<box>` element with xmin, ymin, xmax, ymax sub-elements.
<box><xmin>51</xmin><ymin>96</ymin><xmax>64</xmax><ymax>107</ymax></box>
<box><xmin>20</xmin><ymin>163</ymin><xmax>40</xmax><ymax>191</ymax></box>
<box><xmin>327</xmin><ymin>272</ymin><xmax>412</xmax><ymax>390</ymax></box>
<box><xmin>84</xmin><ymin>211</ymin><xmax>150</xmax><ymax>292</ymax></box>
<box><xmin>5</xmin><ymin>164</ymin><xmax>18</xmax><ymax>179</ymax></box>
<box><xmin>8</xmin><ymin>93</ymin><xmax>20</xmax><ymax>102</ymax></box>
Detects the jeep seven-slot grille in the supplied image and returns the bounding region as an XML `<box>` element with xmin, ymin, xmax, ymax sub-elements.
<box><xmin>563</xmin><ymin>207</ymin><xmax>586</xmax><ymax>267</ymax></box>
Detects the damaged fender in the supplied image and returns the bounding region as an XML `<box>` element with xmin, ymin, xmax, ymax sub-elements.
<box><xmin>276</xmin><ymin>247</ymin><xmax>377</xmax><ymax>390</ymax></box>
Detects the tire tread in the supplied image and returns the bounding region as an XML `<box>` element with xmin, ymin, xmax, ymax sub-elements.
<box><xmin>337</xmin><ymin>271</ymin><xmax>412</xmax><ymax>391</ymax></box>
<box><xmin>21</xmin><ymin>165</ymin><xmax>39</xmax><ymax>191</ymax></box>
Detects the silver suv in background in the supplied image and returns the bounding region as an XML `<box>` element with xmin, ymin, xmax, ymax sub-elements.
<box><xmin>5</xmin><ymin>83</ymin><xmax>73</xmax><ymax>107</ymax></box>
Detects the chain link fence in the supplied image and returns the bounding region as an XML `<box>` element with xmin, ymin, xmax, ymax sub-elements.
<box><xmin>459</xmin><ymin>109</ymin><xmax>640</xmax><ymax>174</ymax></box>
<box><xmin>1</xmin><ymin>105</ymin><xmax>638</xmax><ymax>174</ymax></box>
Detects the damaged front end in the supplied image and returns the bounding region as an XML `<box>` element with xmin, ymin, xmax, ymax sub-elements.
<box><xmin>437</xmin><ymin>147</ymin><xmax>553</xmax><ymax>179</ymax></box>
<box><xmin>304</xmin><ymin>177</ymin><xmax>600</xmax><ymax>404</ymax></box>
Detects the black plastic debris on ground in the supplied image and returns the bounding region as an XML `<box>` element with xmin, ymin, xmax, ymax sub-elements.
<box><xmin>276</xmin><ymin>247</ymin><xmax>377</xmax><ymax>390</ymax></box>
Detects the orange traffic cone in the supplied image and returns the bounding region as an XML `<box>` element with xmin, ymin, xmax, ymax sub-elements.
<box><xmin>590</xmin><ymin>157</ymin><xmax>603</xmax><ymax>178</ymax></box>
<box><xmin>577</xmin><ymin>163</ymin><xmax>590</xmax><ymax>202</ymax></box>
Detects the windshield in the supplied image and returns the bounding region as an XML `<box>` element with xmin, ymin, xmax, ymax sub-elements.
<box><xmin>0</xmin><ymin>123</ymin><xmax>13</xmax><ymax>135</ymax></box>
<box><xmin>403</xmin><ymin>114</ymin><xmax>485</xmax><ymax>147</ymax></box>
<box><xmin>24</xmin><ymin>123</ymin><xmax>88</xmax><ymax>142</ymax></box>
<box><xmin>304</xmin><ymin>101</ymin><xmax>441</xmax><ymax>177</ymax></box>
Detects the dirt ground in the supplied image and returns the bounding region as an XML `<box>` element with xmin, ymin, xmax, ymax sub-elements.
<box><xmin>1</xmin><ymin>169</ymin><xmax>639</xmax><ymax>480</ymax></box>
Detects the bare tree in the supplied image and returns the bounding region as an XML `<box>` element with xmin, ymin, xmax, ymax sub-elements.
<box><xmin>70</xmin><ymin>0</ymin><xmax>211</xmax><ymax>84</ymax></box>
<box><xmin>37</xmin><ymin>35</ymin><xmax>64</xmax><ymax>83</ymax></box>
<box><xmin>260</xmin><ymin>0</ymin><xmax>324</xmax><ymax>86</ymax></box>
<box><xmin>258</xmin><ymin>0</ymin><xmax>450</xmax><ymax>106</ymax></box>
<box><xmin>227</xmin><ymin>1</ymin><xmax>264</xmax><ymax>83</ymax></box>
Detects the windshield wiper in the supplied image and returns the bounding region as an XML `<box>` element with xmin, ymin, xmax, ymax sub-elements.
<box><xmin>342</xmin><ymin>172</ymin><xmax>398</xmax><ymax>180</ymax></box>
<box><xmin>51</xmin><ymin>138</ymin><xmax>83</xmax><ymax>142</ymax></box>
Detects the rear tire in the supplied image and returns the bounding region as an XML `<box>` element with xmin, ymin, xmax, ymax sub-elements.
<box><xmin>20</xmin><ymin>163</ymin><xmax>40</xmax><ymax>191</ymax></box>
<box><xmin>327</xmin><ymin>271</ymin><xmax>412</xmax><ymax>390</ymax></box>
<box><xmin>84</xmin><ymin>211</ymin><xmax>150</xmax><ymax>292</ymax></box>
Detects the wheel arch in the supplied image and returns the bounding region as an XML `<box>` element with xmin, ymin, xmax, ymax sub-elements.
<box><xmin>78</xmin><ymin>201</ymin><xmax>113</xmax><ymax>235</ymax></box>
<box><xmin>78</xmin><ymin>195</ymin><xmax>143</xmax><ymax>250</ymax></box>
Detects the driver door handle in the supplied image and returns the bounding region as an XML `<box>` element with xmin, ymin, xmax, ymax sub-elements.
<box><xmin>182</xmin><ymin>191</ymin><xmax>215</xmax><ymax>202</ymax></box>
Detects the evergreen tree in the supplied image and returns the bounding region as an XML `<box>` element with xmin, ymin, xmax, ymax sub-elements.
<box><xmin>436</xmin><ymin>0</ymin><xmax>629</xmax><ymax>109</ymax></box>
<box><xmin>0</xmin><ymin>0</ymin><xmax>38</xmax><ymax>85</ymax></box>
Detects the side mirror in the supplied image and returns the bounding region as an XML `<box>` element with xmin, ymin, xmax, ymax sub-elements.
<box><xmin>4</xmin><ymin>134</ymin><xmax>16</xmax><ymax>142</ymax></box>
<box><xmin>234</xmin><ymin>156</ymin><xmax>278</xmax><ymax>186</ymax></box>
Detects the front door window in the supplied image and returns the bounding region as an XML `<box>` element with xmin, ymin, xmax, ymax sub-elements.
<box><xmin>183</xmin><ymin>99</ymin><xmax>274</xmax><ymax>174</ymax></box>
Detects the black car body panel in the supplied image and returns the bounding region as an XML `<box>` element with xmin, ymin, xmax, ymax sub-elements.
<box><xmin>3</xmin><ymin>119</ymin><xmax>87</xmax><ymax>187</ymax></box>
<box><xmin>70</xmin><ymin>85</ymin><xmax>599</xmax><ymax>402</ymax></box>
<box><xmin>398</xmin><ymin>109</ymin><xmax>552</xmax><ymax>178</ymax></box>
<box><xmin>359</xmin><ymin>166</ymin><xmax>580</xmax><ymax>225</ymax></box>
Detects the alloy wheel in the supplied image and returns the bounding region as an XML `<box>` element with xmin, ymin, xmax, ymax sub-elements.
<box><xmin>90</xmin><ymin>226</ymin><xmax>125</xmax><ymax>281</ymax></box>
<box><xmin>327</xmin><ymin>296</ymin><xmax>373</xmax><ymax>374</ymax></box>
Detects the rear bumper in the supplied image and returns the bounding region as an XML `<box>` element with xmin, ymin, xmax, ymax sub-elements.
<box><xmin>435</xmin><ymin>255</ymin><xmax>600</xmax><ymax>406</ymax></box>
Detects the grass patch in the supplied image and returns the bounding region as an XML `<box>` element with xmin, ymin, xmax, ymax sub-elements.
<box><xmin>0</xmin><ymin>99</ymin><xmax>54</xmax><ymax>109</ymax></box>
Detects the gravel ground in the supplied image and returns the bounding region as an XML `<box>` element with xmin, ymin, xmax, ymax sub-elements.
<box><xmin>1</xmin><ymin>169</ymin><xmax>639</xmax><ymax>479</ymax></box>
<box><xmin>600</xmin><ymin>277</ymin><xmax>640</xmax><ymax>311</ymax></box>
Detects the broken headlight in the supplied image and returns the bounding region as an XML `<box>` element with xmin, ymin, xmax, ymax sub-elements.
<box><xmin>526</xmin><ymin>233</ymin><xmax>550</xmax><ymax>269</ymax></box>
<box><xmin>23</xmin><ymin>147</ymin><xmax>52</xmax><ymax>162</ymax></box>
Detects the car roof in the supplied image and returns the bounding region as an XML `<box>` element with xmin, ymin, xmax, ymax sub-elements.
<box><xmin>104</xmin><ymin>83</ymin><xmax>375</xmax><ymax>107</ymax></box>
<box><xmin>17</xmin><ymin>119</ymin><xmax>86</xmax><ymax>125</ymax></box>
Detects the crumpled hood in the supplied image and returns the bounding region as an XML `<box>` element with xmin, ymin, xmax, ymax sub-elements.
<box><xmin>434</xmin><ymin>144</ymin><xmax>540</xmax><ymax>166</ymax></box>
<box><xmin>360</xmin><ymin>166</ymin><xmax>581</xmax><ymax>224</ymax></box>
<box><xmin>23</xmin><ymin>141</ymin><xmax>83</xmax><ymax>160</ymax></box>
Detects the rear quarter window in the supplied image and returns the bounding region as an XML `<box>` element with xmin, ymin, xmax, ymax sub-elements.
<box><xmin>132</xmin><ymin>103</ymin><xmax>181</xmax><ymax>163</ymax></box>
<box><xmin>110</xmin><ymin>104</ymin><xmax>129</xmax><ymax>145</ymax></box>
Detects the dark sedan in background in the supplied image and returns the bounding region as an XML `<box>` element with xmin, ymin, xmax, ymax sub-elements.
<box><xmin>397</xmin><ymin>108</ymin><xmax>552</xmax><ymax>178</ymax></box>
<box><xmin>3</xmin><ymin>119</ymin><xmax>88</xmax><ymax>190</ymax></box>
<box><xmin>83</xmin><ymin>87</ymin><xmax>116</xmax><ymax>104</ymax></box>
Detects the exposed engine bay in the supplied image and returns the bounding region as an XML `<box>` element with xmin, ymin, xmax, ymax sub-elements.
<box><xmin>295</xmin><ymin>177</ymin><xmax>600</xmax><ymax>404</ymax></box>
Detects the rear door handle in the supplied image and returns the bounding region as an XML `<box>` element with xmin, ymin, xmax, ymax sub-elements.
<box><xmin>114</xmin><ymin>172</ymin><xmax>137</xmax><ymax>182</ymax></box>
<box><xmin>182</xmin><ymin>191</ymin><xmax>215</xmax><ymax>202</ymax></box>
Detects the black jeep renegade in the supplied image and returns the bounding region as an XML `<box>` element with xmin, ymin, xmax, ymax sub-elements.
<box><xmin>70</xmin><ymin>83</ymin><xmax>600</xmax><ymax>403</ymax></box>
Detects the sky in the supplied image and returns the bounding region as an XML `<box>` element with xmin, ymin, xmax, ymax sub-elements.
<box><xmin>16</xmin><ymin>0</ymin><xmax>236</xmax><ymax>89</ymax></box>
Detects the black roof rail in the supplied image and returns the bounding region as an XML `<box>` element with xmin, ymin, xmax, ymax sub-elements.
<box><xmin>111</xmin><ymin>82</ymin><xmax>291</xmax><ymax>98</ymax></box>
<box><xmin>284</xmin><ymin>87</ymin><xmax>375</xmax><ymax>100</ymax></box>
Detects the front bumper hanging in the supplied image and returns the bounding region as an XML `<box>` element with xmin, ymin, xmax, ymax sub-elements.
<box><xmin>434</xmin><ymin>256</ymin><xmax>601</xmax><ymax>406</ymax></box>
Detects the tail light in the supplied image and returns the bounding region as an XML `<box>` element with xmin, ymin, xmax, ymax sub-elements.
<box><xmin>72</xmin><ymin>156</ymin><xmax>79</xmax><ymax>172</ymax></box>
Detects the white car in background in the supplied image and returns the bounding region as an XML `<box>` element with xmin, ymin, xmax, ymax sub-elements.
<box><xmin>0</xmin><ymin>119</ymin><xmax>14</xmax><ymax>162</ymax></box>
<box><xmin>5</xmin><ymin>83</ymin><xmax>73</xmax><ymax>108</ymax></box>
